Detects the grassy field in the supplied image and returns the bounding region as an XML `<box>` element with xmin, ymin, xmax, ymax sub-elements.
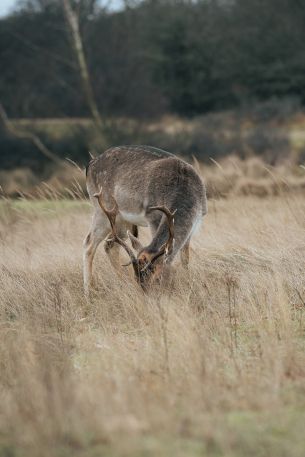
<box><xmin>1</xmin><ymin>191</ymin><xmax>305</xmax><ymax>457</ymax></box>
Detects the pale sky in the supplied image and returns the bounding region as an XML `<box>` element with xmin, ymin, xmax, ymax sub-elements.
<box><xmin>0</xmin><ymin>0</ymin><xmax>124</xmax><ymax>16</ymax></box>
<box><xmin>0</xmin><ymin>0</ymin><xmax>17</xmax><ymax>16</ymax></box>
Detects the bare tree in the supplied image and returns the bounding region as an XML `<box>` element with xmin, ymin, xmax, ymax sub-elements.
<box><xmin>63</xmin><ymin>0</ymin><xmax>103</xmax><ymax>130</ymax></box>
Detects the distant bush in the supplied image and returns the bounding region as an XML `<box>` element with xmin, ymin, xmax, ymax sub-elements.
<box><xmin>239</xmin><ymin>97</ymin><xmax>302</xmax><ymax>124</ymax></box>
<box><xmin>246</xmin><ymin>127</ymin><xmax>290</xmax><ymax>164</ymax></box>
<box><xmin>0</xmin><ymin>101</ymin><xmax>302</xmax><ymax>191</ymax></box>
<box><xmin>0</xmin><ymin>124</ymin><xmax>44</xmax><ymax>173</ymax></box>
<box><xmin>0</xmin><ymin>121</ymin><xmax>94</xmax><ymax>174</ymax></box>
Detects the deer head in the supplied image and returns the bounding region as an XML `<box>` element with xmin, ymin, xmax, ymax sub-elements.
<box><xmin>93</xmin><ymin>187</ymin><xmax>175</xmax><ymax>288</ymax></box>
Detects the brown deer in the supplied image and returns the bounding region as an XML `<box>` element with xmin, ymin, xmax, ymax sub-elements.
<box><xmin>83</xmin><ymin>145</ymin><xmax>207</xmax><ymax>293</ymax></box>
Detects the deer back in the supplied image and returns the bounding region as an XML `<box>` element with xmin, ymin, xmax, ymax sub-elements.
<box><xmin>86</xmin><ymin>145</ymin><xmax>207</xmax><ymax>219</ymax></box>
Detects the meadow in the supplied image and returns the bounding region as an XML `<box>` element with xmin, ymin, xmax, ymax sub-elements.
<box><xmin>1</xmin><ymin>163</ymin><xmax>305</xmax><ymax>456</ymax></box>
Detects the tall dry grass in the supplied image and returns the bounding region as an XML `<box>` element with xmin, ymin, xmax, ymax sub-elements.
<box><xmin>1</xmin><ymin>186</ymin><xmax>305</xmax><ymax>455</ymax></box>
<box><xmin>2</xmin><ymin>154</ymin><xmax>305</xmax><ymax>200</ymax></box>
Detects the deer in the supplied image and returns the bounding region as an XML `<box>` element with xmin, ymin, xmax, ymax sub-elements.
<box><xmin>83</xmin><ymin>145</ymin><xmax>207</xmax><ymax>294</ymax></box>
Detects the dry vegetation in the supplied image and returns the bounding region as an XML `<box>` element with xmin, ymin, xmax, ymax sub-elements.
<box><xmin>3</xmin><ymin>154</ymin><xmax>305</xmax><ymax>200</ymax></box>
<box><xmin>1</xmin><ymin>165</ymin><xmax>305</xmax><ymax>457</ymax></box>
<box><xmin>4</xmin><ymin>101</ymin><xmax>305</xmax><ymax>198</ymax></box>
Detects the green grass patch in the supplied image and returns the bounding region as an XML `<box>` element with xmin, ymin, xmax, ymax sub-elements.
<box><xmin>0</xmin><ymin>199</ymin><xmax>90</xmax><ymax>224</ymax></box>
<box><xmin>3</xmin><ymin>409</ymin><xmax>303</xmax><ymax>457</ymax></box>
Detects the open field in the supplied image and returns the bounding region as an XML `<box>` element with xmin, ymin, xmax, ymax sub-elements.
<box><xmin>1</xmin><ymin>192</ymin><xmax>305</xmax><ymax>457</ymax></box>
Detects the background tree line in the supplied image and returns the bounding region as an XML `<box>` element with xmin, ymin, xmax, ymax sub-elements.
<box><xmin>1</xmin><ymin>0</ymin><xmax>305</xmax><ymax>177</ymax></box>
<box><xmin>1</xmin><ymin>0</ymin><xmax>305</xmax><ymax>119</ymax></box>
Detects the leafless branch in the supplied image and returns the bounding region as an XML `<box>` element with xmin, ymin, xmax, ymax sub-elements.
<box><xmin>0</xmin><ymin>103</ymin><xmax>62</xmax><ymax>165</ymax></box>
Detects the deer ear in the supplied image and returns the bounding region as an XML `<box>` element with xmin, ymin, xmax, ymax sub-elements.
<box><xmin>127</xmin><ymin>231</ymin><xmax>143</xmax><ymax>253</ymax></box>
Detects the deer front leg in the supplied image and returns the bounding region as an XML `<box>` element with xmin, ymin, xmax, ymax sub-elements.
<box><xmin>83</xmin><ymin>225</ymin><xmax>109</xmax><ymax>296</ymax></box>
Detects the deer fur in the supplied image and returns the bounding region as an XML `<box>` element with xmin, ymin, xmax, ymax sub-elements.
<box><xmin>83</xmin><ymin>145</ymin><xmax>207</xmax><ymax>293</ymax></box>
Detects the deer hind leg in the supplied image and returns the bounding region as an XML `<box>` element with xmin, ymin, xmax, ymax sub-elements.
<box><xmin>83</xmin><ymin>217</ymin><xmax>109</xmax><ymax>296</ymax></box>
